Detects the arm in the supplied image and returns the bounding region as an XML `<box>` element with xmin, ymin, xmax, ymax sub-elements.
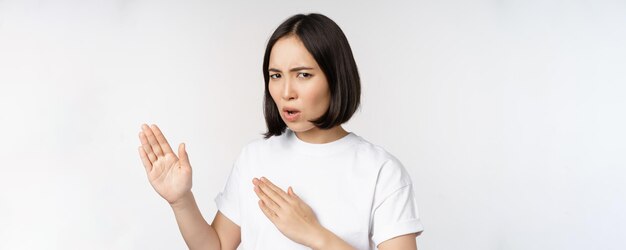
<box><xmin>377</xmin><ymin>233</ymin><xmax>419</xmax><ymax>250</ymax></box>
<box><xmin>170</xmin><ymin>191</ymin><xmax>221</xmax><ymax>250</ymax></box>
<box><xmin>313</xmin><ymin>227</ymin><xmax>419</xmax><ymax>250</ymax></box>
<box><xmin>311</xmin><ymin>226</ymin><xmax>355</xmax><ymax>250</ymax></box>
<box><xmin>252</xmin><ymin>177</ymin><xmax>357</xmax><ymax>249</ymax></box>
<box><xmin>137</xmin><ymin>124</ymin><xmax>241</xmax><ymax>249</ymax></box>
<box><xmin>253</xmin><ymin>177</ymin><xmax>419</xmax><ymax>249</ymax></box>
<box><xmin>170</xmin><ymin>191</ymin><xmax>242</xmax><ymax>250</ymax></box>
<box><xmin>211</xmin><ymin>210</ymin><xmax>242</xmax><ymax>250</ymax></box>
<box><xmin>313</xmin><ymin>230</ymin><xmax>418</xmax><ymax>250</ymax></box>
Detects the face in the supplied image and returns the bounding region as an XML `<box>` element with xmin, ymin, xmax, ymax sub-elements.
<box><xmin>268</xmin><ymin>35</ymin><xmax>330</xmax><ymax>133</ymax></box>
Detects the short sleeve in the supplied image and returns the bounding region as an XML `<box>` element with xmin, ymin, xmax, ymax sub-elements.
<box><xmin>214</xmin><ymin>150</ymin><xmax>244</xmax><ymax>226</ymax></box>
<box><xmin>370</xmin><ymin>159</ymin><xmax>424</xmax><ymax>247</ymax></box>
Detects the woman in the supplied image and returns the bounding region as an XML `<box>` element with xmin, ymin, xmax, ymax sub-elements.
<box><xmin>138</xmin><ymin>13</ymin><xmax>423</xmax><ymax>249</ymax></box>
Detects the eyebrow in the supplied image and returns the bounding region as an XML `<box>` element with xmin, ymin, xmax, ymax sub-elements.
<box><xmin>268</xmin><ymin>67</ymin><xmax>314</xmax><ymax>73</ymax></box>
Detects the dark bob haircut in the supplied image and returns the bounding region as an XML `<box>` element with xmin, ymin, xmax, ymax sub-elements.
<box><xmin>262</xmin><ymin>13</ymin><xmax>361</xmax><ymax>139</ymax></box>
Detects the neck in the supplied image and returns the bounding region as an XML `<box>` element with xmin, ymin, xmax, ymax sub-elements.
<box><xmin>294</xmin><ymin>125</ymin><xmax>349</xmax><ymax>144</ymax></box>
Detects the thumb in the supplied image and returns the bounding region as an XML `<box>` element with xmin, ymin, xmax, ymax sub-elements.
<box><xmin>178</xmin><ymin>143</ymin><xmax>190</xmax><ymax>165</ymax></box>
<box><xmin>288</xmin><ymin>186</ymin><xmax>298</xmax><ymax>199</ymax></box>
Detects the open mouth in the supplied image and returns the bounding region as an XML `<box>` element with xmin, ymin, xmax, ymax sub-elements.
<box><xmin>283</xmin><ymin>108</ymin><xmax>301</xmax><ymax>121</ymax></box>
<box><xmin>283</xmin><ymin>107</ymin><xmax>301</xmax><ymax>114</ymax></box>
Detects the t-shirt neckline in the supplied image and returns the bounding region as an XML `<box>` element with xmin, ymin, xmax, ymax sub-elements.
<box><xmin>285</xmin><ymin>128</ymin><xmax>359</xmax><ymax>156</ymax></box>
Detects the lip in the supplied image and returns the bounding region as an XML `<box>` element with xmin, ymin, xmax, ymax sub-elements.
<box><xmin>282</xmin><ymin>107</ymin><xmax>301</xmax><ymax>122</ymax></box>
<box><xmin>282</xmin><ymin>106</ymin><xmax>301</xmax><ymax>113</ymax></box>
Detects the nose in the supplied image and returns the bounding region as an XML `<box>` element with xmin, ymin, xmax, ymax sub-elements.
<box><xmin>281</xmin><ymin>77</ymin><xmax>297</xmax><ymax>101</ymax></box>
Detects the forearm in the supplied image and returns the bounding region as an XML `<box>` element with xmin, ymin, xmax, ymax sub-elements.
<box><xmin>311</xmin><ymin>227</ymin><xmax>356</xmax><ymax>250</ymax></box>
<box><xmin>170</xmin><ymin>191</ymin><xmax>221</xmax><ymax>250</ymax></box>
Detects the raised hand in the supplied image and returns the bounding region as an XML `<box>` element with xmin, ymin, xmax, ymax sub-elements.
<box><xmin>138</xmin><ymin>124</ymin><xmax>192</xmax><ymax>206</ymax></box>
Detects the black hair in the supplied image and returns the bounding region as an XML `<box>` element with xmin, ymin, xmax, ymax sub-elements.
<box><xmin>262</xmin><ymin>13</ymin><xmax>361</xmax><ymax>139</ymax></box>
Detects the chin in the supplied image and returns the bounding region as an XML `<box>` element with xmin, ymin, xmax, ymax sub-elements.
<box><xmin>286</xmin><ymin>123</ymin><xmax>316</xmax><ymax>133</ymax></box>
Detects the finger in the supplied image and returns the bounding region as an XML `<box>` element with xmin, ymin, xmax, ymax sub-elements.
<box><xmin>142</xmin><ymin>124</ymin><xmax>164</xmax><ymax>157</ymax></box>
<box><xmin>178</xmin><ymin>143</ymin><xmax>190</xmax><ymax>167</ymax></box>
<box><xmin>258</xmin><ymin>199</ymin><xmax>277</xmax><ymax>220</ymax></box>
<box><xmin>260</xmin><ymin>177</ymin><xmax>290</xmax><ymax>202</ymax></box>
<box><xmin>254</xmin><ymin>185</ymin><xmax>281</xmax><ymax>212</ymax></box>
<box><xmin>138</xmin><ymin>146</ymin><xmax>153</xmax><ymax>173</ymax></box>
<box><xmin>288</xmin><ymin>186</ymin><xmax>296</xmax><ymax>198</ymax></box>
<box><xmin>257</xmin><ymin>179</ymin><xmax>288</xmax><ymax>208</ymax></box>
<box><xmin>288</xmin><ymin>186</ymin><xmax>301</xmax><ymax>199</ymax></box>
<box><xmin>139</xmin><ymin>130</ymin><xmax>157</xmax><ymax>163</ymax></box>
<box><xmin>150</xmin><ymin>124</ymin><xmax>174</xmax><ymax>155</ymax></box>
<box><xmin>287</xmin><ymin>186</ymin><xmax>301</xmax><ymax>206</ymax></box>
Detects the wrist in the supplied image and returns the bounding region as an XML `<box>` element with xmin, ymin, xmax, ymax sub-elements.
<box><xmin>310</xmin><ymin>224</ymin><xmax>355</xmax><ymax>250</ymax></box>
<box><xmin>310</xmin><ymin>225</ymin><xmax>332</xmax><ymax>250</ymax></box>
<box><xmin>169</xmin><ymin>191</ymin><xmax>194</xmax><ymax>210</ymax></box>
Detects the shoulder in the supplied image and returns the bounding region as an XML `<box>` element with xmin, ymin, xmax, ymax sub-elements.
<box><xmin>239</xmin><ymin>133</ymin><xmax>282</xmax><ymax>153</ymax></box>
<box><xmin>352</xmin><ymin>136</ymin><xmax>414</xmax><ymax>189</ymax></box>
<box><xmin>353</xmin><ymin>136</ymin><xmax>406</xmax><ymax>170</ymax></box>
<box><xmin>233</xmin><ymin>133</ymin><xmax>284</xmax><ymax>162</ymax></box>
<box><xmin>354</xmin><ymin>138</ymin><xmax>398</xmax><ymax>162</ymax></box>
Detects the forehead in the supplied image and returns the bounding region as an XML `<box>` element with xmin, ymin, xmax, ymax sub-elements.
<box><xmin>269</xmin><ymin>36</ymin><xmax>319</xmax><ymax>69</ymax></box>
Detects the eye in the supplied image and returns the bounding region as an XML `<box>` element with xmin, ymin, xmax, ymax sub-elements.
<box><xmin>270</xmin><ymin>73</ymin><xmax>281</xmax><ymax>79</ymax></box>
<box><xmin>298</xmin><ymin>72</ymin><xmax>312</xmax><ymax>78</ymax></box>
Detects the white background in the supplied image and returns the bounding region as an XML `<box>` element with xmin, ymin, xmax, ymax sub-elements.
<box><xmin>1</xmin><ymin>0</ymin><xmax>625</xmax><ymax>249</ymax></box>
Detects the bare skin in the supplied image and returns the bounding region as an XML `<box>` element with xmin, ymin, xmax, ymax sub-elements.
<box><xmin>264</xmin><ymin>35</ymin><xmax>419</xmax><ymax>248</ymax></box>
<box><xmin>138</xmin><ymin>123</ymin><xmax>418</xmax><ymax>249</ymax></box>
<box><xmin>137</xmin><ymin>35</ymin><xmax>419</xmax><ymax>250</ymax></box>
<box><xmin>138</xmin><ymin>124</ymin><xmax>239</xmax><ymax>250</ymax></box>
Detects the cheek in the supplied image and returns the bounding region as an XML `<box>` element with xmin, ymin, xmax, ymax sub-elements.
<box><xmin>308</xmin><ymin>87</ymin><xmax>331</xmax><ymax>112</ymax></box>
<box><xmin>268</xmin><ymin>84</ymin><xmax>280</xmax><ymax>102</ymax></box>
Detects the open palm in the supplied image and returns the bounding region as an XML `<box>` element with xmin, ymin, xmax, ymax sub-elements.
<box><xmin>138</xmin><ymin>124</ymin><xmax>192</xmax><ymax>205</ymax></box>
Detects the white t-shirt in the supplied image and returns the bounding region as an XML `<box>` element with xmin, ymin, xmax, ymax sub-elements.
<box><xmin>214</xmin><ymin>128</ymin><xmax>423</xmax><ymax>249</ymax></box>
